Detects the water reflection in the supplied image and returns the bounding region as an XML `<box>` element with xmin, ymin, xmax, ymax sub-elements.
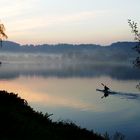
<box><xmin>0</xmin><ymin>74</ymin><xmax>140</xmax><ymax>139</ymax></box>
<box><xmin>0</xmin><ymin>62</ymin><xmax>140</xmax><ymax>80</ymax></box>
<box><xmin>0</xmin><ymin>61</ymin><xmax>140</xmax><ymax>139</ymax></box>
<box><xmin>0</xmin><ymin>76</ymin><xmax>103</xmax><ymax>112</ymax></box>
<box><xmin>96</xmin><ymin>89</ymin><xmax>140</xmax><ymax>100</ymax></box>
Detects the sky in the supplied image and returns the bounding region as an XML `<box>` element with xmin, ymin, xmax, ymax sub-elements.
<box><xmin>0</xmin><ymin>0</ymin><xmax>140</xmax><ymax>45</ymax></box>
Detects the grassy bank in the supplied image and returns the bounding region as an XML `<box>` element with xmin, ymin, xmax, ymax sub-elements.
<box><xmin>0</xmin><ymin>90</ymin><xmax>105</xmax><ymax>140</ymax></box>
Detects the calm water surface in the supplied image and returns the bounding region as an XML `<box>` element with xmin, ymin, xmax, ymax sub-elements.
<box><xmin>0</xmin><ymin>60</ymin><xmax>140</xmax><ymax>140</ymax></box>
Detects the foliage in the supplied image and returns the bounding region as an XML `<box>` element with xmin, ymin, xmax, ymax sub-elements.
<box><xmin>104</xmin><ymin>132</ymin><xmax>110</xmax><ymax>140</ymax></box>
<box><xmin>0</xmin><ymin>22</ymin><xmax>8</xmax><ymax>47</ymax></box>
<box><xmin>0</xmin><ymin>90</ymin><xmax>105</xmax><ymax>140</ymax></box>
<box><xmin>128</xmin><ymin>19</ymin><xmax>140</xmax><ymax>90</ymax></box>
<box><xmin>128</xmin><ymin>19</ymin><xmax>140</xmax><ymax>67</ymax></box>
<box><xmin>113</xmin><ymin>132</ymin><xmax>125</xmax><ymax>140</ymax></box>
<box><xmin>128</xmin><ymin>19</ymin><xmax>140</xmax><ymax>42</ymax></box>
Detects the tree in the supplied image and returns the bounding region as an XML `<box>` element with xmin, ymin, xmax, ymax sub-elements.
<box><xmin>128</xmin><ymin>19</ymin><xmax>140</xmax><ymax>90</ymax></box>
<box><xmin>0</xmin><ymin>22</ymin><xmax>8</xmax><ymax>47</ymax></box>
<box><xmin>128</xmin><ymin>19</ymin><xmax>140</xmax><ymax>67</ymax></box>
<box><xmin>113</xmin><ymin>132</ymin><xmax>125</xmax><ymax>140</ymax></box>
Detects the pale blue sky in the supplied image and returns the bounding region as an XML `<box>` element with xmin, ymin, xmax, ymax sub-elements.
<box><xmin>0</xmin><ymin>0</ymin><xmax>140</xmax><ymax>45</ymax></box>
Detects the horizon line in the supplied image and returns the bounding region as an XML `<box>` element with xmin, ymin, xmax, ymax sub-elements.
<box><xmin>3</xmin><ymin>40</ymin><xmax>137</xmax><ymax>46</ymax></box>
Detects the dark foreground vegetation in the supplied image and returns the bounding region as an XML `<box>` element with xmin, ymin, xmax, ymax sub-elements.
<box><xmin>0</xmin><ymin>90</ymin><xmax>105</xmax><ymax>140</ymax></box>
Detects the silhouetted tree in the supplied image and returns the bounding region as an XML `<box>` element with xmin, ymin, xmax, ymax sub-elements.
<box><xmin>0</xmin><ymin>21</ymin><xmax>8</xmax><ymax>47</ymax></box>
<box><xmin>113</xmin><ymin>132</ymin><xmax>125</xmax><ymax>140</ymax></box>
<box><xmin>128</xmin><ymin>19</ymin><xmax>140</xmax><ymax>67</ymax></box>
<box><xmin>103</xmin><ymin>132</ymin><xmax>110</xmax><ymax>140</ymax></box>
<box><xmin>128</xmin><ymin>19</ymin><xmax>140</xmax><ymax>90</ymax></box>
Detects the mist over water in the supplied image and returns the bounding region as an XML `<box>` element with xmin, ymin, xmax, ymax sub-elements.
<box><xmin>0</xmin><ymin>52</ymin><xmax>140</xmax><ymax>140</ymax></box>
<box><xmin>0</xmin><ymin>52</ymin><xmax>139</xmax><ymax>80</ymax></box>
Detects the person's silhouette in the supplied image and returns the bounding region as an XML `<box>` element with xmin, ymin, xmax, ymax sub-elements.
<box><xmin>101</xmin><ymin>83</ymin><xmax>110</xmax><ymax>98</ymax></box>
<box><xmin>101</xmin><ymin>91</ymin><xmax>109</xmax><ymax>98</ymax></box>
<box><xmin>101</xmin><ymin>83</ymin><xmax>109</xmax><ymax>91</ymax></box>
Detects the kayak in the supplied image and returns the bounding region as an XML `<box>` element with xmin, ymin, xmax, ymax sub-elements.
<box><xmin>96</xmin><ymin>89</ymin><xmax>139</xmax><ymax>99</ymax></box>
<box><xmin>96</xmin><ymin>89</ymin><xmax>117</xmax><ymax>95</ymax></box>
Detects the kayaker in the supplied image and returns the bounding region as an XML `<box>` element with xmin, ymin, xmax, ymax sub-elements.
<box><xmin>101</xmin><ymin>83</ymin><xmax>110</xmax><ymax>98</ymax></box>
<box><xmin>101</xmin><ymin>83</ymin><xmax>110</xmax><ymax>92</ymax></box>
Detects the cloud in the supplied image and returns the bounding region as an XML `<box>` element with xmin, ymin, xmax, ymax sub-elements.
<box><xmin>0</xmin><ymin>0</ymin><xmax>40</xmax><ymax>20</ymax></box>
<box><xmin>0</xmin><ymin>0</ymin><xmax>109</xmax><ymax>44</ymax></box>
<box><xmin>6</xmin><ymin>10</ymin><xmax>106</xmax><ymax>32</ymax></box>
<box><xmin>45</xmin><ymin>10</ymin><xmax>107</xmax><ymax>26</ymax></box>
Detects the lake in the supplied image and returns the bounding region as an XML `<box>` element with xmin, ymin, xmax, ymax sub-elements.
<box><xmin>0</xmin><ymin>53</ymin><xmax>140</xmax><ymax>139</ymax></box>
